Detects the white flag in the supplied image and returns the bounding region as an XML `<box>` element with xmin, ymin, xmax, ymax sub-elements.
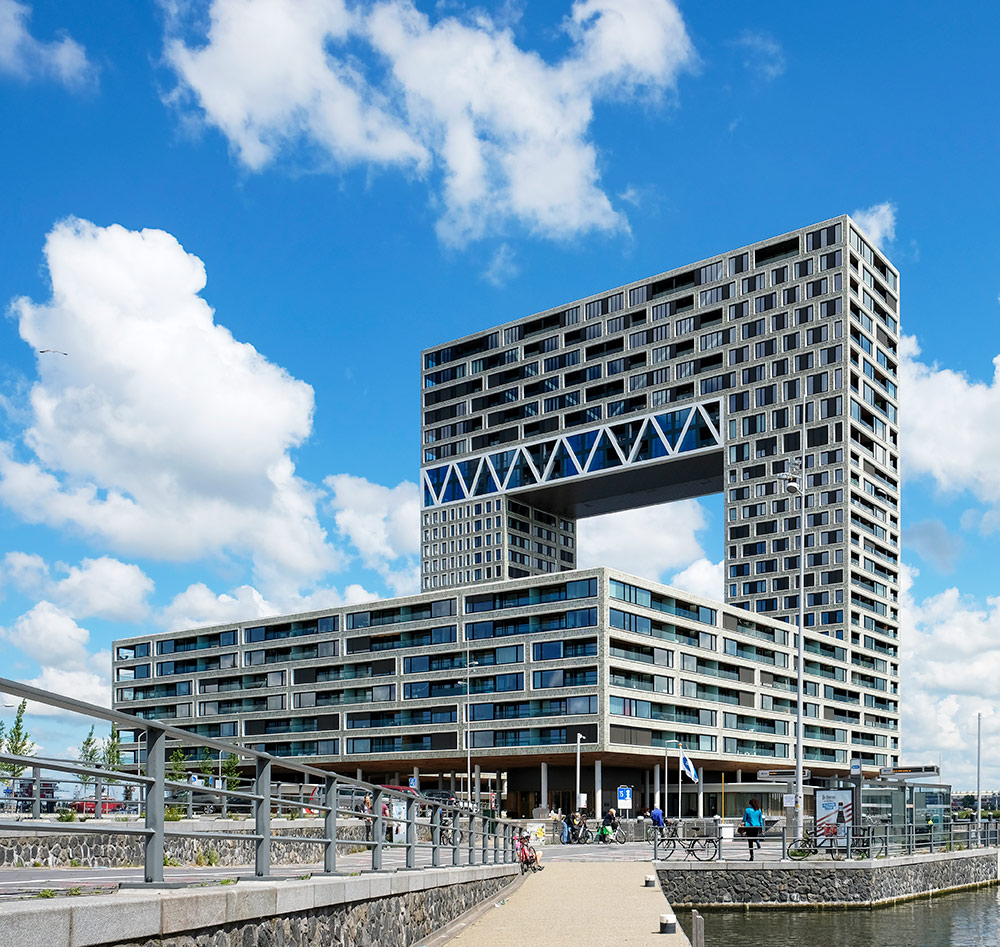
<box><xmin>680</xmin><ymin>748</ymin><xmax>699</xmax><ymax>783</ymax></box>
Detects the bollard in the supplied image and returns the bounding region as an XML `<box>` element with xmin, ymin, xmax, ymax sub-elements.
<box><xmin>644</xmin><ymin>874</ymin><xmax>656</xmax><ymax>887</ymax></box>
<box><xmin>659</xmin><ymin>913</ymin><xmax>676</xmax><ymax>934</ymax></box>
<box><xmin>691</xmin><ymin>909</ymin><xmax>705</xmax><ymax>947</ymax></box>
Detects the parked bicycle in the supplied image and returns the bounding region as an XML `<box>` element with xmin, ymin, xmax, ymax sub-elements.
<box><xmin>788</xmin><ymin>825</ymin><xmax>886</xmax><ymax>860</ymax></box>
<box><xmin>648</xmin><ymin>820</ymin><xmax>718</xmax><ymax>860</ymax></box>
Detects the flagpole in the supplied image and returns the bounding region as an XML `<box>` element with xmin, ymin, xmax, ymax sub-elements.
<box><xmin>678</xmin><ymin>743</ymin><xmax>683</xmax><ymax>822</ymax></box>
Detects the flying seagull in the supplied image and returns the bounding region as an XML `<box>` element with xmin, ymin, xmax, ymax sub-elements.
<box><xmin>38</xmin><ymin>349</ymin><xmax>67</xmax><ymax>355</ymax></box>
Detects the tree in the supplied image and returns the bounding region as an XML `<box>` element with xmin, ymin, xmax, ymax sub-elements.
<box><xmin>167</xmin><ymin>747</ymin><xmax>188</xmax><ymax>786</ymax></box>
<box><xmin>961</xmin><ymin>794</ymin><xmax>977</xmax><ymax>809</ymax></box>
<box><xmin>221</xmin><ymin>753</ymin><xmax>241</xmax><ymax>791</ymax></box>
<box><xmin>2</xmin><ymin>700</ymin><xmax>35</xmax><ymax>780</ymax></box>
<box><xmin>198</xmin><ymin>749</ymin><xmax>216</xmax><ymax>783</ymax></box>
<box><xmin>102</xmin><ymin>724</ymin><xmax>122</xmax><ymax>795</ymax></box>
<box><xmin>78</xmin><ymin>726</ymin><xmax>101</xmax><ymax>789</ymax></box>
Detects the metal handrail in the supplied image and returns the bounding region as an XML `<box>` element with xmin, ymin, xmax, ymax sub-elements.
<box><xmin>0</xmin><ymin>674</ymin><xmax>518</xmax><ymax>883</ymax></box>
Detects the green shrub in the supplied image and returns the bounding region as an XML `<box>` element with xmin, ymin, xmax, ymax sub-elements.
<box><xmin>35</xmin><ymin>889</ymin><xmax>56</xmax><ymax>899</ymax></box>
<box><xmin>164</xmin><ymin>806</ymin><xmax>183</xmax><ymax>822</ymax></box>
<box><xmin>56</xmin><ymin>809</ymin><xmax>76</xmax><ymax>822</ymax></box>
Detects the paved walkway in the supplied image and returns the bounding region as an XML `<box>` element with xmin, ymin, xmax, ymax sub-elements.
<box><xmin>440</xmin><ymin>861</ymin><xmax>691</xmax><ymax>947</ymax></box>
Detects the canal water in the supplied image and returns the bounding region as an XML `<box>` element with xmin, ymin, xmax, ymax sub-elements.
<box><xmin>690</xmin><ymin>886</ymin><xmax>1000</xmax><ymax>946</ymax></box>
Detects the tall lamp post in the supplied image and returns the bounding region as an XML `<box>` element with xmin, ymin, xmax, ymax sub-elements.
<box><xmin>575</xmin><ymin>732</ymin><xmax>587</xmax><ymax>811</ymax></box>
<box><xmin>464</xmin><ymin>651</ymin><xmax>479</xmax><ymax>806</ymax></box>
<box><xmin>778</xmin><ymin>395</ymin><xmax>808</xmax><ymax>839</ymax></box>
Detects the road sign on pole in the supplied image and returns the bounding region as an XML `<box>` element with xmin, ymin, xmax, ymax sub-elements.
<box><xmin>617</xmin><ymin>786</ymin><xmax>633</xmax><ymax>811</ymax></box>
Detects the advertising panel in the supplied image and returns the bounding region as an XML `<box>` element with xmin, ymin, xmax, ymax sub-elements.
<box><xmin>815</xmin><ymin>790</ymin><xmax>852</xmax><ymax>847</ymax></box>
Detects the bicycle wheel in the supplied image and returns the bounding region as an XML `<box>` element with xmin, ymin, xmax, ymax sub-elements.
<box><xmin>828</xmin><ymin>842</ymin><xmax>845</xmax><ymax>861</ymax></box>
<box><xmin>579</xmin><ymin>827</ymin><xmax>592</xmax><ymax>844</ymax></box>
<box><xmin>655</xmin><ymin>837</ymin><xmax>677</xmax><ymax>859</ymax></box>
<box><xmin>614</xmin><ymin>826</ymin><xmax>626</xmax><ymax>844</ymax></box>
<box><xmin>872</xmin><ymin>835</ymin><xmax>887</xmax><ymax>859</ymax></box>
<box><xmin>787</xmin><ymin>837</ymin><xmax>815</xmax><ymax>860</ymax></box>
<box><xmin>525</xmin><ymin>845</ymin><xmax>538</xmax><ymax>871</ymax></box>
<box><xmin>851</xmin><ymin>842</ymin><xmax>871</xmax><ymax>860</ymax></box>
<box><xmin>692</xmin><ymin>838</ymin><xmax>718</xmax><ymax>861</ymax></box>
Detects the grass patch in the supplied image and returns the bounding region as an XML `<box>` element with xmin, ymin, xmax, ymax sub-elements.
<box><xmin>35</xmin><ymin>889</ymin><xmax>56</xmax><ymax>899</ymax></box>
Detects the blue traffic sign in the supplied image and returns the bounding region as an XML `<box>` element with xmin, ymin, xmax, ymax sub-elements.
<box><xmin>617</xmin><ymin>786</ymin><xmax>632</xmax><ymax>809</ymax></box>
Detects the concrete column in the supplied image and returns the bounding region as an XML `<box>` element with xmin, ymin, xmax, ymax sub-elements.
<box><xmin>594</xmin><ymin>759</ymin><xmax>603</xmax><ymax>816</ymax></box>
<box><xmin>394</xmin><ymin>772</ymin><xmax>400</xmax><ymax>785</ymax></box>
<box><xmin>412</xmin><ymin>766</ymin><xmax>420</xmax><ymax>791</ymax></box>
<box><xmin>697</xmin><ymin>767</ymin><xmax>704</xmax><ymax>818</ymax></box>
<box><xmin>474</xmin><ymin>765</ymin><xmax>482</xmax><ymax>807</ymax></box>
<box><xmin>540</xmin><ymin>762</ymin><xmax>549</xmax><ymax>815</ymax></box>
<box><xmin>654</xmin><ymin>763</ymin><xmax>661</xmax><ymax>809</ymax></box>
<box><xmin>438</xmin><ymin>772</ymin><xmax>444</xmax><ymax>790</ymax></box>
<box><xmin>450</xmin><ymin>771</ymin><xmax>456</xmax><ymax>791</ymax></box>
<box><xmin>356</xmin><ymin>768</ymin><xmax>363</xmax><ymax>782</ymax></box>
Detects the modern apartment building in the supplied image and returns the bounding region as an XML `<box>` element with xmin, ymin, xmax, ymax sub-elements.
<box><xmin>112</xmin><ymin>215</ymin><xmax>901</xmax><ymax>814</ymax></box>
<box><xmin>112</xmin><ymin>566</ymin><xmax>899</xmax><ymax>818</ymax></box>
<box><xmin>419</xmin><ymin>215</ymin><xmax>900</xmax><ymax>663</ymax></box>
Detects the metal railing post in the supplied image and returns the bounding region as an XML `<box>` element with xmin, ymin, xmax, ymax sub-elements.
<box><xmin>95</xmin><ymin>769</ymin><xmax>103</xmax><ymax>820</ymax></box>
<box><xmin>781</xmin><ymin>826</ymin><xmax>787</xmax><ymax>860</ymax></box>
<box><xmin>928</xmin><ymin>823</ymin><xmax>934</xmax><ymax>854</ymax></box>
<box><xmin>467</xmin><ymin>813</ymin><xmax>476</xmax><ymax>865</ymax></box>
<box><xmin>373</xmin><ymin>791</ymin><xmax>384</xmax><ymax>871</ymax></box>
<box><xmin>452</xmin><ymin>809</ymin><xmax>461</xmax><ymax>866</ymax></box>
<box><xmin>431</xmin><ymin>806</ymin><xmax>441</xmax><ymax>868</ymax></box>
<box><xmin>493</xmin><ymin>818</ymin><xmax>500</xmax><ymax>863</ymax></box>
<box><xmin>406</xmin><ymin>796</ymin><xmax>417</xmax><ymax>869</ymax></box>
<box><xmin>31</xmin><ymin>766</ymin><xmax>41</xmax><ymax>820</ymax></box>
<box><xmin>323</xmin><ymin>777</ymin><xmax>337</xmax><ymax>874</ymax></box>
<box><xmin>254</xmin><ymin>757</ymin><xmax>272</xmax><ymax>877</ymax></box>
<box><xmin>481</xmin><ymin>812</ymin><xmax>488</xmax><ymax>863</ymax></box>
<box><xmin>144</xmin><ymin>727</ymin><xmax>165</xmax><ymax>884</ymax></box>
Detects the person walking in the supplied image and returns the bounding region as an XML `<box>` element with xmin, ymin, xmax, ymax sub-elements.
<box><xmin>743</xmin><ymin>797</ymin><xmax>764</xmax><ymax>860</ymax></box>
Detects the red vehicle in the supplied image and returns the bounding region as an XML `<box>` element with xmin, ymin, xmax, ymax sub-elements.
<box><xmin>70</xmin><ymin>797</ymin><xmax>125</xmax><ymax>814</ymax></box>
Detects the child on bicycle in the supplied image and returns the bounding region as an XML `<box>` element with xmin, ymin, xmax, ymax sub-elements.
<box><xmin>514</xmin><ymin>827</ymin><xmax>543</xmax><ymax>870</ymax></box>
<box><xmin>597</xmin><ymin>807</ymin><xmax>618</xmax><ymax>843</ymax></box>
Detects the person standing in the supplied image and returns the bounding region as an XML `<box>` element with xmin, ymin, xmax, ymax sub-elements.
<box><xmin>743</xmin><ymin>797</ymin><xmax>764</xmax><ymax>860</ymax></box>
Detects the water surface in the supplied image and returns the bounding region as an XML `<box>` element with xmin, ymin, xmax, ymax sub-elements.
<box><xmin>690</xmin><ymin>886</ymin><xmax>1000</xmax><ymax>947</ymax></box>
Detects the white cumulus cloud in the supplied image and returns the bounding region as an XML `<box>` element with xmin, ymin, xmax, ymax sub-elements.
<box><xmin>899</xmin><ymin>569</ymin><xmax>1000</xmax><ymax>787</ymax></box>
<box><xmin>0</xmin><ymin>0</ymin><xmax>95</xmax><ymax>88</ymax></box>
<box><xmin>159</xmin><ymin>579</ymin><xmax>379</xmax><ymax>631</ymax></box>
<box><xmin>851</xmin><ymin>201</ymin><xmax>896</xmax><ymax>248</ymax></box>
<box><xmin>164</xmin><ymin>0</ymin><xmax>695</xmax><ymax>244</ymax></box>
<box><xmin>325</xmin><ymin>473</ymin><xmax>420</xmax><ymax>594</ymax></box>
<box><xmin>0</xmin><ymin>602</ymin><xmax>112</xmax><ymax>713</ymax></box>
<box><xmin>901</xmin><ymin>335</ymin><xmax>1000</xmax><ymax>509</ymax></box>
<box><xmin>669</xmin><ymin>557</ymin><xmax>723</xmax><ymax>600</ymax></box>
<box><xmin>1</xmin><ymin>552</ymin><xmax>154</xmax><ymax>621</ymax></box>
<box><xmin>577</xmin><ymin>499</ymin><xmax>708</xmax><ymax>580</ymax></box>
<box><xmin>1</xmin><ymin>218</ymin><xmax>340</xmax><ymax>593</ymax></box>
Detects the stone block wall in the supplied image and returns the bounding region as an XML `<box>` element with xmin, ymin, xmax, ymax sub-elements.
<box><xmin>0</xmin><ymin>821</ymin><xmax>368</xmax><ymax>869</ymax></box>
<box><xmin>657</xmin><ymin>850</ymin><xmax>1000</xmax><ymax>908</ymax></box>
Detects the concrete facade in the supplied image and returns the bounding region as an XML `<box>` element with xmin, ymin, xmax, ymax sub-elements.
<box><xmin>112</xmin><ymin>566</ymin><xmax>899</xmax><ymax>816</ymax></box>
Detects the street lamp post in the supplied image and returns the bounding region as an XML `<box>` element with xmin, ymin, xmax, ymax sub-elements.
<box><xmin>977</xmin><ymin>712</ymin><xmax>982</xmax><ymax>836</ymax></box>
<box><xmin>465</xmin><ymin>651</ymin><xmax>479</xmax><ymax>807</ymax></box>
<box><xmin>575</xmin><ymin>733</ymin><xmax>586</xmax><ymax>812</ymax></box>
<box><xmin>778</xmin><ymin>394</ymin><xmax>808</xmax><ymax>839</ymax></box>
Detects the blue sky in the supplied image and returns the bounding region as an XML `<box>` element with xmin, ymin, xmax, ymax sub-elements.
<box><xmin>1</xmin><ymin>0</ymin><xmax>999</xmax><ymax>786</ymax></box>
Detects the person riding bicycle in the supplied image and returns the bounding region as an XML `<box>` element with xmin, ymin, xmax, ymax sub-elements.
<box><xmin>568</xmin><ymin>810</ymin><xmax>585</xmax><ymax>842</ymax></box>
<box><xmin>649</xmin><ymin>803</ymin><xmax>667</xmax><ymax>842</ymax></box>
<box><xmin>597</xmin><ymin>807</ymin><xmax>618</xmax><ymax>843</ymax></box>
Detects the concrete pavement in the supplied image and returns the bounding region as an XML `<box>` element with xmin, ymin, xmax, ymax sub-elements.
<box><xmin>439</xmin><ymin>861</ymin><xmax>691</xmax><ymax>947</ymax></box>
